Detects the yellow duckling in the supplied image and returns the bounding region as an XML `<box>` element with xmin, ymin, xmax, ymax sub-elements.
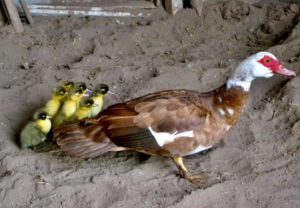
<box><xmin>69</xmin><ymin>97</ymin><xmax>95</xmax><ymax>121</ymax></box>
<box><xmin>44</xmin><ymin>86</ymin><xmax>67</xmax><ymax>117</ymax></box>
<box><xmin>52</xmin><ymin>86</ymin><xmax>85</xmax><ymax>127</ymax></box>
<box><xmin>90</xmin><ymin>83</ymin><xmax>109</xmax><ymax>117</ymax></box>
<box><xmin>20</xmin><ymin>109</ymin><xmax>51</xmax><ymax>148</ymax></box>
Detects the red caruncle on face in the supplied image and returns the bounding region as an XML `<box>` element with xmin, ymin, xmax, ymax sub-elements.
<box><xmin>258</xmin><ymin>55</ymin><xmax>280</xmax><ymax>72</ymax></box>
<box><xmin>257</xmin><ymin>55</ymin><xmax>295</xmax><ymax>76</ymax></box>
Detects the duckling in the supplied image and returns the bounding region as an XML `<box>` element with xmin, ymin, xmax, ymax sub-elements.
<box><xmin>61</xmin><ymin>81</ymin><xmax>75</xmax><ymax>92</ymax></box>
<box><xmin>90</xmin><ymin>84</ymin><xmax>109</xmax><ymax>117</ymax></box>
<box><xmin>44</xmin><ymin>86</ymin><xmax>67</xmax><ymax>117</ymax></box>
<box><xmin>20</xmin><ymin>109</ymin><xmax>51</xmax><ymax>148</ymax></box>
<box><xmin>52</xmin><ymin>86</ymin><xmax>85</xmax><ymax>127</ymax></box>
<box><xmin>69</xmin><ymin>97</ymin><xmax>95</xmax><ymax>121</ymax></box>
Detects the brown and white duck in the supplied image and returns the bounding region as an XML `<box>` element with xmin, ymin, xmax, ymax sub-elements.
<box><xmin>54</xmin><ymin>52</ymin><xmax>295</xmax><ymax>183</ymax></box>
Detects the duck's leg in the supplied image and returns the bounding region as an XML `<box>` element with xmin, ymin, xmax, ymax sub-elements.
<box><xmin>172</xmin><ymin>156</ymin><xmax>207</xmax><ymax>184</ymax></box>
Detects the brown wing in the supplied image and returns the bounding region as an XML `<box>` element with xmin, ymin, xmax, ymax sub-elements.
<box><xmin>54</xmin><ymin>119</ymin><xmax>124</xmax><ymax>159</ymax></box>
<box><xmin>55</xmin><ymin>90</ymin><xmax>210</xmax><ymax>158</ymax></box>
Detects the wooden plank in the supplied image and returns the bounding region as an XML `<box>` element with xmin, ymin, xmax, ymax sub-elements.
<box><xmin>61</xmin><ymin>1</ymin><xmax>157</xmax><ymax>9</ymax></box>
<box><xmin>164</xmin><ymin>0</ymin><xmax>183</xmax><ymax>15</ymax></box>
<box><xmin>3</xmin><ymin>0</ymin><xmax>24</xmax><ymax>32</ymax></box>
<box><xmin>191</xmin><ymin>0</ymin><xmax>205</xmax><ymax>16</ymax></box>
<box><xmin>26</xmin><ymin>5</ymin><xmax>154</xmax><ymax>17</ymax></box>
<box><xmin>154</xmin><ymin>0</ymin><xmax>161</xmax><ymax>6</ymax></box>
<box><xmin>19</xmin><ymin>0</ymin><xmax>34</xmax><ymax>24</ymax></box>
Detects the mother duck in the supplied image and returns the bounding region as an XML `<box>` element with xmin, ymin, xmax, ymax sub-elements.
<box><xmin>54</xmin><ymin>52</ymin><xmax>295</xmax><ymax>183</ymax></box>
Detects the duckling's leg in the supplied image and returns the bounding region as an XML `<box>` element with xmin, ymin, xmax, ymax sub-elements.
<box><xmin>172</xmin><ymin>156</ymin><xmax>207</xmax><ymax>184</ymax></box>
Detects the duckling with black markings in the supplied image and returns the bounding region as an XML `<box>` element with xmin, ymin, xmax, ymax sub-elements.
<box><xmin>20</xmin><ymin>109</ymin><xmax>51</xmax><ymax>148</ymax></box>
<box><xmin>52</xmin><ymin>86</ymin><xmax>86</xmax><ymax>127</ymax></box>
<box><xmin>44</xmin><ymin>86</ymin><xmax>67</xmax><ymax>117</ymax></box>
<box><xmin>71</xmin><ymin>97</ymin><xmax>95</xmax><ymax>121</ymax></box>
<box><xmin>90</xmin><ymin>84</ymin><xmax>109</xmax><ymax>117</ymax></box>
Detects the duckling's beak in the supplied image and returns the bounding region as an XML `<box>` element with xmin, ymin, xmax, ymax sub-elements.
<box><xmin>107</xmin><ymin>90</ymin><xmax>118</xmax><ymax>100</ymax></box>
<box><xmin>47</xmin><ymin>115</ymin><xmax>52</xmax><ymax>119</ymax></box>
<box><xmin>93</xmin><ymin>104</ymin><xmax>100</xmax><ymax>107</ymax></box>
<box><xmin>108</xmin><ymin>90</ymin><xmax>115</xmax><ymax>95</ymax></box>
<box><xmin>83</xmin><ymin>89</ymin><xmax>92</xmax><ymax>97</ymax></box>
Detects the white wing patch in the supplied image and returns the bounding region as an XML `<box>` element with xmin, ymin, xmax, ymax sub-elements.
<box><xmin>185</xmin><ymin>145</ymin><xmax>211</xmax><ymax>156</ymax></box>
<box><xmin>218</xmin><ymin>97</ymin><xmax>223</xmax><ymax>103</ymax></box>
<box><xmin>148</xmin><ymin>127</ymin><xmax>212</xmax><ymax>156</ymax></box>
<box><xmin>148</xmin><ymin>127</ymin><xmax>194</xmax><ymax>147</ymax></box>
<box><xmin>226</xmin><ymin>108</ymin><xmax>234</xmax><ymax>116</ymax></box>
<box><xmin>218</xmin><ymin>108</ymin><xmax>225</xmax><ymax>116</ymax></box>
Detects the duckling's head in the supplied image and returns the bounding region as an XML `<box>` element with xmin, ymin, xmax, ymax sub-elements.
<box><xmin>33</xmin><ymin>109</ymin><xmax>50</xmax><ymax>120</ymax></box>
<box><xmin>69</xmin><ymin>87</ymin><xmax>84</xmax><ymax>101</ymax></box>
<box><xmin>51</xmin><ymin>86</ymin><xmax>66</xmax><ymax>100</ymax></box>
<box><xmin>33</xmin><ymin>109</ymin><xmax>52</xmax><ymax>133</ymax></box>
<box><xmin>75</xmin><ymin>82</ymin><xmax>92</xmax><ymax>96</ymax></box>
<box><xmin>75</xmin><ymin>82</ymin><xmax>86</xmax><ymax>90</ymax></box>
<box><xmin>79</xmin><ymin>97</ymin><xmax>95</xmax><ymax>109</ymax></box>
<box><xmin>93</xmin><ymin>83</ymin><xmax>109</xmax><ymax>97</ymax></box>
<box><xmin>61</xmin><ymin>81</ymin><xmax>75</xmax><ymax>92</ymax></box>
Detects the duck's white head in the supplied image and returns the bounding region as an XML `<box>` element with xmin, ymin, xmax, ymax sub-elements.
<box><xmin>227</xmin><ymin>52</ymin><xmax>296</xmax><ymax>91</ymax></box>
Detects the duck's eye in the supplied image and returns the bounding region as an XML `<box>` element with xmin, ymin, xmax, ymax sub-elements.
<box><xmin>258</xmin><ymin>55</ymin><xmax>277</xmax><ymax>68</ymax></box>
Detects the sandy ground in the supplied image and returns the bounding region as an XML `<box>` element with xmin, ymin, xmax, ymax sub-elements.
<box><xmin>0</xmin><ymin>0</ymin><xmax>300</xmax><ymax>207</ymax></box>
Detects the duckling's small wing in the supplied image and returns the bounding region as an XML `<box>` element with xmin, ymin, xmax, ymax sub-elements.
<box><xmin>20</xmin><ymin>123</ymin><xmax>46</xmax><ymax>148</ymax></box>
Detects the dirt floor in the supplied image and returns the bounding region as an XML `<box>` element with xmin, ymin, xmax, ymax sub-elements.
<box><xmin>0</xmin><ymin>0</ymin><xmax>300</xmax><ymax>207</ymax></box>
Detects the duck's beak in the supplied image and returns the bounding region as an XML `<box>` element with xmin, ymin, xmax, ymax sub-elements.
<box><xmin>274</xmin><ymin>64</ymin><xmax>296</xmax><ymax>76</ymax></box>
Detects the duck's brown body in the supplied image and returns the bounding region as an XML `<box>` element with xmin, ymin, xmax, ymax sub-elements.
<box><xmin>54</xmin><ymin>85</ymin><xmax>248</xmax><ymax>160</ymax></box>
<box><xmin>54</xmin><ymin>51</ymin><xmax>295</xmax><ymax>183</ymax></box>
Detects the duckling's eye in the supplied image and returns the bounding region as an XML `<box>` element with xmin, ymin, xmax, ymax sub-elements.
<box><xmin>86</xmin><ymin>100</ymin><xmax>93</xmax><ymax>106</ymax></box>
<box><xmin>80</xmin><ymin>85</ymin><xmax>86</xmax><ymax>90</ymax></box>
<box><xmin>100</xmin><ymin>86</ymin><xmax>109</xmax><ymax>94</ymax></box>
<box><xmin>59</xmin><ymin>90</ymin><xmax>65</xmax><ymax>95</ymax></box>
<box><xmin>39</xmin><ymin>113</ymin><xmax>47</xmax><ymax>119</ymax></box>
<box><xmin>75</xmin><ymin>90</ymin><xmax>83</xmax><ymax>95</ymax></box>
